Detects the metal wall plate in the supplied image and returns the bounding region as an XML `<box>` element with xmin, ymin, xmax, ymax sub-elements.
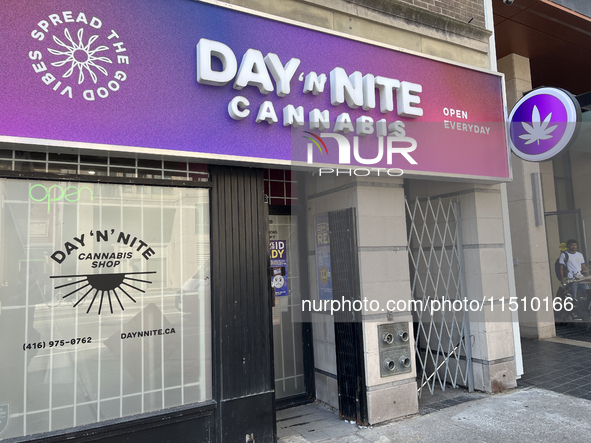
<box><xmin>378</xmin><ymin>323</ymin><xmax>411</xmax><ymax>377</ymax></box>
<box><xmin>380</xmin><ymin>348</ymin><xmax>412</xmax><ymax>377</ymax></box>
<box><xmin>378</xmin><ymin>322</ymin><xmax>410</xmax><ymax>350</ymax></box>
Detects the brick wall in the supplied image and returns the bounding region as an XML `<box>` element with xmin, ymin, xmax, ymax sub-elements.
<box><xmin>378</xmin><ymin>0</ymin><xmax>486</xmax><ymax>28</ymax></box>
<box><xmin>232</xmin><ymin>0</ymin><xmax>492</xmax><ymax>67</ymax></box>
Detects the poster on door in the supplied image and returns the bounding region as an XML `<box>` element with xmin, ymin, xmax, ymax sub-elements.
<box><xmin>315</xmin><ymin>214</ymin><xmax>333</xmax><ymax>300</ymax></box>
<box><xmin>270</xmin><ymin>240</ymin><xmax>288</xmax><ymax>296</ymax></box>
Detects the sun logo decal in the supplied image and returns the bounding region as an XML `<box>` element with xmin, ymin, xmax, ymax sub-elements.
<box><xmin>50</xmin><ymin>271</ymin><xmax>156</xmax><ymax>315</ymax></box>
<box><xmin>48</xmin><ymin>28</ymin><xmax>112</xmax><ymax>85</ymax></box>
<box><xmin>29</xmin><ymin>11</ymin><xmax>130</xmax><ymax>100</ymax></box>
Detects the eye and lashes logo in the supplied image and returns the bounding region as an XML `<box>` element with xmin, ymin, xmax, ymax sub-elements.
<box><xmin>302</xmin><ymin>131</ymin><xmax>328</xmax><ymax>155</ymax></box>
<box><xmin>50</xmin><ymin>229</ymin><xmax>156</xmax><ymax>315</ymax></box>
<box><xmin>302</xmin><ymin>127</ymin><xmax>417</xmax><ymax>167</ymax></box>
<box><xmin>29</xmin><ymin>11</ymin><xmax>130</xmax><ymax>100</ymax></box>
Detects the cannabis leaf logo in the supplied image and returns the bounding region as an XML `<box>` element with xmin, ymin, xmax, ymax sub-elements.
<box><xmin>519</xmin><ymin>105</ymin><xmax>558</xmax><ymax>145</ymax></box>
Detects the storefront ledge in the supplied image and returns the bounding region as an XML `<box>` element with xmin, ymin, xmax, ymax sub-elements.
<box><xmin>0</xmin><ymin>170</ymin><xmax>213</xmax><ymax>188</ymax></box>
<box><xmin>301</xmin><ymin>0</ymin><xmax>492</xmax><ymax>44</ymax></box>
<box><xmin>414</xmin><ymin>187</ymin><xmax>501</xmax><ymax>203</ymax></box>
<box><xmin>3</xmin><ymin>401</ymin><xmax>217</xmax><ymax>443</ymax></box>
<box><xmin>472</xmin><ymin>358</ymin><xmax>518</xmax><ymax>394</ymax></box>
<box><xmin>307</xmin><ymin>180</ymin><xmax>403</xmax><ymax>201</ymax></box>
<box><xmin>361</xmin><ymin>311</ymin><xmax>413</xmax><ymax>322</ymax></box>
<box><xmin>365</xmin><ymin>373</ymin><xmax>417</xmax><ymax>391</ymax></box>
<box><xmin>519</xmin><ymin>323</ymin><xmax>556</xmax><ymax>340</ymax></box>
<box><xmin>366</xmin><ymin>380</ymin><xmax>419</xmax><ymax>424</ymax></box>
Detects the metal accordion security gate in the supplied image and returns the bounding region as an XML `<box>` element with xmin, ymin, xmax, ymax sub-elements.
<box><xmin>405</xmin><ymin>197</ymin><xmax>474</xmax><ymax>397</ymax></box>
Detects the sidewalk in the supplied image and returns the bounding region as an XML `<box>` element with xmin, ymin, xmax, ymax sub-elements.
<box><xmin>278</xmin><ymin>335</ymin><xmax>591</xmax><ymax>442</ymax></box>
<box><xmin>278</xmin><ymin>387</ymin><xmax>591</xmax><ymax>442</ymax></box>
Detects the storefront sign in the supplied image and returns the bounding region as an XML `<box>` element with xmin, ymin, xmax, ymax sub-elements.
<box><xmin>508</xmin><ymin>87</ymin><xmax>581</xmax><ymax>161</ymax></box>
<box><xmin>1</xmin><ymin>0</ymin><xmax>509</xmax><ymax>179</ymax></box>
<box><xmin>315</xmin><ymin>214</ymin><xmax>333</xmax><ymax>300</ymax></box>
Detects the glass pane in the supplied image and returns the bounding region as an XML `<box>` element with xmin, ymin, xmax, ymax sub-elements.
<box><xmin>270</xmin><ymin>214</ymin><xmax>305</xmax><ymax>399</ymax></box>
<box><xmin>558</xmin><ymin>213</ymin><xmax>583</xmax><ymax>254</ymax></box>
<box><xmin>0</xmin><ymin>148</ymin><xmax>209</xmax><ymax>182</ymax></box>
<box><xmin>554</xmin><ymin>179</ymin><xmax>575</xmax><ymax>212</ymax></box>
<box><xmin>552</xmin><ymin>153</ymin><xmax>571</xmax><ymax>179</ymax></box>
<box><xmin>80</xmin><ymin>155</ymin><xmax>108</xmax><ymax>165</ymax></box>
<box><xmin>0</xmin><ymin>179</ymin><xmax>211</xmax><ymax>439</ymax></box>
<box><xmin>48</xmin><ymin>153</ymin><xmax>78</xmax><ymax>163</ymax></box>
<box><xmin>545</xmin><ymin>211</ymin><xmax>588</xmax><ymax>322</ymax></box>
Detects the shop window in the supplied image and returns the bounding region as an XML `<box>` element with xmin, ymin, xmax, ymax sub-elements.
<box><xmin>553</xmin><ymin>152</ymin><xmax>575</xmax><ymax>212</ymax></box>
<box><xmin>47</xmin><ymin>163</ymin><xmax>78</xmax><ymax>175</ymax></box>
<box><xmin>79</xmin><ymin>155</ymin><xmax>108</xmax><ymax>165</ymax></box>
<box><xmin>0</xmin><ymin>179</ymin><xmax>212</xmax><ymax>439</ymax></box>
<box><xmin>48</xmin><ymin>153</ymin><xmax>78</xmax><ymax>163</ymax></box>
<box><xmin>263</xmin><ymin>168</ymin><xmax>297</xmax><ymax>206</ymax></box>
<box><xmin>0</xmin><ymin>145</ymin><xmax>210</xmax><ymax>183</ymax></box>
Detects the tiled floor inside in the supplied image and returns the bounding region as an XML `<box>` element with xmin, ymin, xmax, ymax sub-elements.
<box><xmin>518</xmin><ymin>333</ymin><xmax>591</xmax><ymax>401</ymax></box>
<box><xmin>555</xmin><ymin>322</ymin><xmax>591</xmax><ymax>343</ymax></box>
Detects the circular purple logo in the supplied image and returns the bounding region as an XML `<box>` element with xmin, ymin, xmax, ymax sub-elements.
<box><xmin>508</xmin><ymin>87</ymin><xmax>580</xmax><ymax>161</ymax></box>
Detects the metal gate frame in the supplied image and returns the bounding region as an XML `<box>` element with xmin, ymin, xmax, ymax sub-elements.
<box><xmin>405</xmin><ymin>196</ymin><xmax>474</xmax><ymax>397</ymax></box>
<box><xmin>329</xmin><ymin>207</ymin><xmax>369</xmax><ymax>426</ymax></box>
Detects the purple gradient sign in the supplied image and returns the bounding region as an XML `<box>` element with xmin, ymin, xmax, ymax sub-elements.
<box><xmin>0</xmin><ymin>0</ymin><xmax>509</xmax><ymax>179</ymax></box>
<box><xmin>508</xmin><ymin>87</ymin><xmax>581</xmax><ymax>161</ymax></box>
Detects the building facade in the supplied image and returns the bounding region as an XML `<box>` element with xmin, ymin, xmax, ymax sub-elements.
<box><xmin>0</xmin><ymin>0</ymin><xmax>560</xmax><ymax>442</ymax></box>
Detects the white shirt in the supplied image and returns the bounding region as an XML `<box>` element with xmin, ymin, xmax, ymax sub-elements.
<box><xmin>559</xmin><ymin>251</ymin><xmax>586</xmax><ymax>279</ymax></box>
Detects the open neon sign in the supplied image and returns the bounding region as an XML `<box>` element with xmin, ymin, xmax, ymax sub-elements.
<box><xmin>29</xmin><ymin>184</ymin><xmax>93</xmax><ymax>213</ymax></box>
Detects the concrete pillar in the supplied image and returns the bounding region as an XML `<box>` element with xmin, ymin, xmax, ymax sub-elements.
<box><xmin>406</xmin><ymin>180</ymin><xmax>517</xmax><ymax>393</ymax></box>
<box><xmin>498</xmin><ymin>53</ymin><xmax>556</xmax><ymax>339</ymax></box>
<box><xmin>306</xmin><ymin>173</ymin><xmax>418</xmax><ymax>424</ymax></box>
